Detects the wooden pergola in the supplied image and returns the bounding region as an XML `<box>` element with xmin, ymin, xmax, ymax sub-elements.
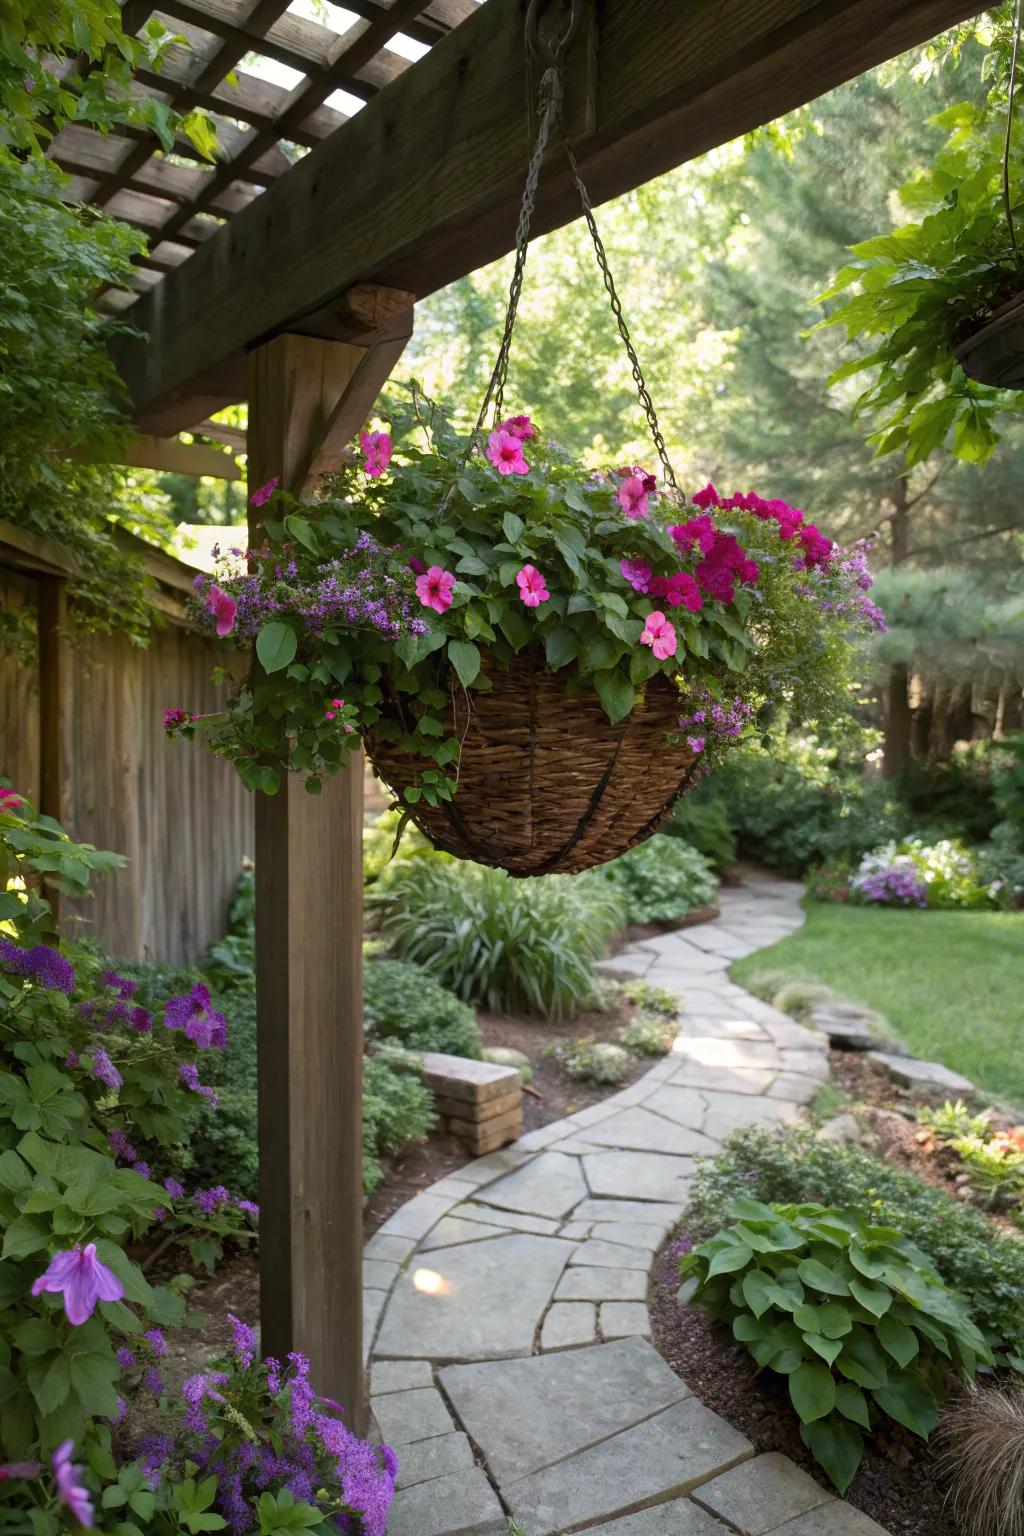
<box><xmin>56</xmin><ymin>0</ymin><xmax>981</xmax><ymax>1430</ymax></box>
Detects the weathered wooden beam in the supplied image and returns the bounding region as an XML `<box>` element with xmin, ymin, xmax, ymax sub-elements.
<box><xmin>65</xmin><ymin>432</ymin><xmax>241</xmax><ymax>479</ymax></box>
<box><xmin>113</xmin><ymin>0</ymin><xmax>982</xmax><ymax>430</ymax></box>
<box><xmin>249</xmin><ymin>333</ymin><xmax>376</xmax><ymax>1431</ymax></box>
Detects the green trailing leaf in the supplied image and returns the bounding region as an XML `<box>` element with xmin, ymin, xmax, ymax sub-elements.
<box><xmin>256</xmin><ymin>622</ymin><xmax>298</xmax><ymax>675</ymax></box>
<box><xmin>447</xmin><ymin>639</ymin><xmax>481</xmax><ymax>688</ymax></box>
<box><xmin>801</xmin><ymin>1417</ymin><xmax>864</xmax><ymax>1494</ymax></box>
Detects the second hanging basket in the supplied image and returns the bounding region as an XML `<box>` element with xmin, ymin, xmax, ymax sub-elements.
<box><xmin>365</xmin><ymin>649</ymin><xmax>699</xmax><ymax>876</ymax></box>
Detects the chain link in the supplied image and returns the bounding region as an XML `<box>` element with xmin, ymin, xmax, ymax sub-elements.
<box><xmin>469</xmin><ymin>5</ymin><xmax>679</xmax><ymax>494</ymax></box>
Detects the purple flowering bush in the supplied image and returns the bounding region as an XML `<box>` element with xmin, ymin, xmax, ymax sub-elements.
<box><xmin>0</xmin><ymin>795</ymin><xmax>255</xmax><ymax>1476</ymax></box>
<box><xmin>166</xmin><ymin>388</ymin><xmax>881</xmax><ymax>804</ymax></box>
<box><xmin>850</xmin><ymin>838</ymin><xmax>994</xmax><ymax>910</ymax></box>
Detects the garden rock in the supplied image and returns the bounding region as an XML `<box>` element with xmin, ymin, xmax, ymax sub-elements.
<box><xmin>815</xmin><ymin>1113</ymin><xmax>862</xmax><ymax>1144</ymax></box>
<box><xmin>867</xmin><ymin>1051</ymin><xmax>975</xmax><ymax>1095</ymax></box>
<box><xmin>481</xmin><ymin>1045</ymin><xmax>533</xmax><ymax>1082</ymax></box>
<box><xmin>810</xmin><ymin>1001</ymin><xmax>889</xmax><ymax>1051</ymax></box>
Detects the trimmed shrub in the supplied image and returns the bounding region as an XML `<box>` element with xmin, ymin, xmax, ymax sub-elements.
<box><xmin>602</xmin><ymin>834</ymin><xmax>717</xmax><ymax>925</ymax></box>
<box><xmin>362</xmin><ymin>1055</ymin><xmax>435</xmax><ymax>1194</ymax></box>
<box><xmin>562</xmin><ymin>1038</ymin><xmax>632</xmax><ymax>1084</ymax></box>
<box><xmin>685</xmin><ymin>1128</ymin><xmax>1024</xmax><ymax>1354</ymax></box>
<box><xmin>368</xmin><ymin>859</ymin><xmax>626</xmax><ymax>1019</ymax></box>
<box><xmin>618</xmin><ymin>1013</ymin><xmax>675</xmax><ymax>1056</ymax></box>
<box><xmin>664</xmin><ymin>787</ymin><xmax>738</xmax><ymax>870</ymax></box>
<box><xmin>363</xmin><ymin>958</ymin><xmax>481</xmax><ymax>1058</ymax></box>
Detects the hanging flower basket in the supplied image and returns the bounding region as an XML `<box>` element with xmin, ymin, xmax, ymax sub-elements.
<box><xmin>166</xmin><ymin>30</ymin><xmax>884</xmax><ymax>874</ymax></box>
<box><xmin>364</xmin><ymin>648</ymin><xmax>698</xmax><ymax>876</ymax></box>
<box><xmin>953</xmin><ymin>290</ymin><xmax>1024</xmax><ymax>389</ymax></box>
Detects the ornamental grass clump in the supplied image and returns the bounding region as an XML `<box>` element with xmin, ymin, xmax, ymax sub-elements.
<box><xmin>679</xmin><ymin>1196</ymin><xmax>995</xmax><ymax>1493</ymax></box>
<box><xmin>367</xmin><ymin>857</ymin><xmax>625</xmax><ymax>1019</ymax></box>
<box><xmin>166</xmin><ymin>390</ymin><xmax>881</xmax><ymax>831</ymax></box>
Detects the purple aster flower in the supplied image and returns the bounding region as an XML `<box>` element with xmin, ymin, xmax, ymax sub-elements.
<box><xmin>227</xmin><ymin>1313</ymin><xmax>257</xmax><ymax>1369</ymax></box>
<box><xmin>163</xmin><ymin>1177</ymin><xmax>185</xmax><ymax>1201</ymax></box>
<box><xmin>237</xmin><ymin>1199</ymin><xmax>260</xmax><ymax>1218</ymax></box>
<box><xmin>108</xmin><ymin>1129</ymin><xmax>136</xmax><ymax>1164</ymax></box>
<box><xmin>144</xmin><ymin>1327</ymin><xmax>167</xmax><ymax>1357</ymax></box>
<box><xmin>90</xmin><ymin>1047</ymin><xmax>122</xmax><ymax>1091</ymax></box>
<box><xmin>143</xmin><ymin>1367</ymin><xmax>164</xmax><ymax>1396</ymax></box>
<box><xmin>115</xmin><ymin>1347</ymin><xmax>135</xmax><ymax>1371</ymax></box>
<box><xmin>164</xmin><ymin>983</ymin><xmax>227</xmax><ymax>1050</ymax></box>
<box><xmin>103</xmin><ymin>971</ymin><xmax>138</xmax><ymax>999</ymax></box>
<box><xmin>194</xmin><ymin>1186</ymin><xmax>231</xmax><ymax>1217</ymax></box>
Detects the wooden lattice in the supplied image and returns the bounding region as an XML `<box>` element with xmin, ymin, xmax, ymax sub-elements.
<box><xmin>47</xmin><ymin>0</ymin><xmax>479</xmax><ymax>314</ymax></box>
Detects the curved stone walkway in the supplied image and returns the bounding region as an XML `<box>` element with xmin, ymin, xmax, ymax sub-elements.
<box><xmin>367</xmin><ymin>874</ymin><xmax>893</xmax><ymax>1536</ymax></box>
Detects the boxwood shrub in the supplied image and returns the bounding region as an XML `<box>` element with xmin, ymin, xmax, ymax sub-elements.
<box><xmin>363</xmin><ymin>958</ymin><xmax>481</xmax><ymax>1058</ymax></box>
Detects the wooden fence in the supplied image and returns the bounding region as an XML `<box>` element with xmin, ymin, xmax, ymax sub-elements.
<box><xmin>0</xmin><ymin>522</ymin><xmax>253</xmax><ymax>965</ymax></box>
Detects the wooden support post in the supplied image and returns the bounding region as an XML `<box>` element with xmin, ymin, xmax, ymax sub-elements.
<box><xmin>37</xmin><ymin>576</ymin><xmax>72</xmax><ymax>920</ymax></box>
<box><xmin>248</xmin><ymin>324</ymin><xmax>410</xmax><ymax>1432</ymax></box>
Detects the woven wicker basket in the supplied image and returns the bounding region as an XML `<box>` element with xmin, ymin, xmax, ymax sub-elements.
<box><xmin>364</xmin><ymin>649</ymin><xmax>698</xmax><ymax>876</ymax></box>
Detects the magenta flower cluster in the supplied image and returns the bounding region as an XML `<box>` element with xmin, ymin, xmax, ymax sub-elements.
<box><xmin>691</xmin><ymin>482</ymin><xmax>835</xmax><ymax>571</ymax></box>
<box><xmin>856</xmin><ymin>866</ymin><xmax>928</xmax><ymax>907</ymax></box>
<box><xmin>164</xmin><ymin>981</ymin><xmax>227</xmax><ymax>1049</ymax></box>
<box><xmin>677</xmin><ymin>693</ymin><xmax>752</xmax><ymax>755</ymax></box>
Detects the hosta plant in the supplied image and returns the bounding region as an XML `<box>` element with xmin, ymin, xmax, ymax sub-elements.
<box><xmin>166</xmin><ymin>389</ymin><xmax>880</xmax><ymax>803</ymax></box>
<box><xmin>679</xmin><ymin>1196</ymin><xmax>995</xmax><ymax>1492</ymax></box>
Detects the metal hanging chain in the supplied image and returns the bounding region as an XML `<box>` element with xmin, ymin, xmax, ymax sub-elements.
<box><xmin>467</xmin><ymin>0</ymin><xmax>679</xmax><ymax>494</ymax></box>
<box><xmin>555</xmin><ymin>109</ymin><xmax>680</xmax><ymax>492</ymax></box>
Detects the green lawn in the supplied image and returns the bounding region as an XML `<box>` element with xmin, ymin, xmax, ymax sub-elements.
<box><xmin>731</xmin><ymin>903</ymin><xmax>1024</xmax><ymax>1107</ymax></box>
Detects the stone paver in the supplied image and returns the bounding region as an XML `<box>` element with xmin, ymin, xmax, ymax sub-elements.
<box><xmin>582</xmin><ymin>1149</ymin><xmax>695</xmax><ymax>1202</ymax></box>
<box><xmin>540</xmin><ymin>1301</ymin><xmax>598</xmax><ymax>1350</ymax></box>
<box><xmin>600</xmin><ymin>1301</ymin><xmax>651</xmax><ymax>1339</ymax></box>
<box><xmin>374</xmin><ymin>1233</ymin><xmax>572</xmax><ymax>1361</ymax></box>
<box><xmin>693</xmin><ymin>1453</ymin><xmax>833</xmax><ymax>1533</ymax></box>
<box><xmin>367</xmin><ymin>875</ymin><xmax>897</xmax><ymax>1536</ymax></box>
<box><xmin>506</xmin><ymin>1397</ymin><xmax>753</xmax><ymax>1534</ymax></box>
<box><xmin>471</xmin><ymin>1150</ymin><xmax>587</xmax><ymax>1219</ymax></box>
<box><xmin>441</xmin><ymin>1339</ymin><xmax>688</xmax><ymax>1483</ymax></box>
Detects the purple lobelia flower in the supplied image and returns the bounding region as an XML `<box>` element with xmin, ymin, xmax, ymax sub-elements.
<box><xmin>164</xmin><ymin>982</ymin><xmax>227</xmax><ymax>1049</ymax></box>
<box><xmin>31</xmin><ymin>1243</ymin><xmax>124</xmax><ymax>1325</ymax></box>
<box><xmin>90</xmin><ymin>1046</ymin><xmax>122</xmax><ymax>1091</ymax></box>
<box><xmin>53</xmin><ymin>1441</ymin><xmax>94</xmax><ymax>1528</ymax></box>
<box><xmin>0</xmin><ymin>939</ymin><xmax>75</xmax><ymax>992</ymax></box>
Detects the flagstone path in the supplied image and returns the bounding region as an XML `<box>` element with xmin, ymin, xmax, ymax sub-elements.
<box><xmin>367</xmin><ymin>874</ymin><xmax>894</xmax><ymax>1536</ymax></box>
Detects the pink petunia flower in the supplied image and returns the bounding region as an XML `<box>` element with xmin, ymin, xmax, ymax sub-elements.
<box><xmin>324</xmin><ymin>697</ymin><xmax>345</xmax><ymax>721</ymax></box>
<box><xmin>500</xmin><ymin>414</ymin><xmax>536</xmax><ymax>440</ymax></box>
<box><xmin>0</xmin><ymin>789</ymin><xmax>22</xmax><ymax>813</ymax></box>
<box><xmin>650</xmin><ymin>571</ymin><xmax>703</xmax><ymax>612</ymax></box>
<box><xmin>616</xmin><ymin>474</ymin><xmax>649</xmax><ymax>519</ymax></box>
<box><xmin>248</xmin><ymin>477</ymin><xmax>279</xmax><ymax>508</ymax></box>
<box><xmin>515</xmin><ymin>564</ymin><xmax>550</xmax><ymax>608</ymax></box>
<box><xmin>53</xmin><ymin>1442</ymin><xmax>94</xmax><ymax>1528</ymax></box>
<box><xmin>415</xmin><ymin>566</ymin><xmax>456</xmax><ymax>614</ymax></box>
<box><xmin>360</xmin><ymin>430</ymin><xmax>393</xmax><ymax>478</ymax></box>
<box><xmin>205</xmin><ymin>585</ymin><xmax>237</xmax><ymax>638</ymax></box>
<box><xmin>692</xmin><ymin>482</ymin><xmax>721</xmax><ymax>510</ymax></box>
<box><xmin>486</xmin><ymin>429</ymin><xmax>529</xmax><ymax>476</ymax></box>
<box><xmin>32</xmin><ymin>1244</ymin><xmax>124</xmax><ymax>1326</ymax></box>
<box><xmin>619</xmin><ymin>558</ymin><xmax>652</xmax><ymax>593</ymax></box>
<box><xmin>639</xmin><ymin>610</ymin><xmax>677</xmax><ymax>661</ymax></box>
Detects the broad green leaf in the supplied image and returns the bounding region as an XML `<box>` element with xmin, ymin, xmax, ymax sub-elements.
<box><xmin>741</xmin><ymin>1270</ymin><xmax>778</xmax><ymax>1320</ymax></box>
<box><xmin>706</xmin><ymin>1243</ymin><xmax>753</xmax><ymax>1278</ymax></box>
<box><xmin>544</xmin><ymin>625</ymin><xmax>579</xmax><ymax>670</ymax></box>
<box><xmin>797</xmin><ymin>1258</ymin><xmax>850</xmax><ymax>1297</ymax></box>
<box><xmin>732</xmin><ymin>1312</ymin><xmax>767</xmax><ymax>1343</ymax></box>
<box><xmin>789</xmin><ymin>1361</ymin><xmax>836</xmax><ymax>1423</ymax></box>
<box><xmin>447</xmin><ymin>639</ymin><xmax>481</xmax><ymax>688</ymax></box>
<box><xmin>848</xmin><ymin>1277</ymin><xmax>892</xmax><ymax>1318</ymax></box>
<box><xmin>593</xmin><ymin>670</ymin><xmax>635</xmax><ymax>725</ymax></box>
<box><xmin>803</xmin><ymin>1332</ymin><xmax>843</xmax><ymax>1366</ymax></box>
<box><xmin>502</xmin><ymin>511</ymin><xmax>525</xmax><ymax>544</ymax></box>
<box><xmin>873</xmin><ymin>1374</ymin><xmax>938</xmax><ymax>1439</ymax></box>
<box><xmin>801</xmin><ymin>1416</ymin><xmax>864</xmax><ymax>1493</ymax></box>
<box><xmin>835</xmin><ymin>1381</ymin><xmax>871</xmax><ymax>1429</ymax></box>
<box><xmin>256</xmin><ymin>622</ymin><xmax>298</xmax><ymax>674</ymax></box>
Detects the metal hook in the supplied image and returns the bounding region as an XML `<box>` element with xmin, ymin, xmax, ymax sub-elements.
<box><xmin>524</xmin><ymin>0</ymin><xmax>584</xmax><ymax>68</ymax></box>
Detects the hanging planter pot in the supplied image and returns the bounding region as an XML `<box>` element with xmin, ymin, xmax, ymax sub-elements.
<box><xmin>953</xmin><ymin>290</ymin><xmax>1024</xmax><ymax>388</ymax></box>
<box><xmin>364</xmin><ymin>649</ymin><xmax>698</xmax><ymax>876</ymax></box>
<box><xmin>167</xmin><ymin>4</ymin><xmax>884</xmax><ymax>870</ymax></box>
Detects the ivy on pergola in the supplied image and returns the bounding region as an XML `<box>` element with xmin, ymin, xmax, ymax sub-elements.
<box><xmin>46</xmin><ymin>0</ymin><xmax>982</xmax><ymax>1430</ymax></box>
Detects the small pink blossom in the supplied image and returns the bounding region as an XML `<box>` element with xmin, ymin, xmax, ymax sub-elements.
<box><xmin>324</xmin><ymin>697</ymin><xmax>345</xmax><ymax>721</ymax></box>
<box><xmin>486</xmin><ymin>429</ymin><xmax>529</xmax><ymax>476</ymax></box>
<box><xmin>0</xmin><ymin>789</ymin><xmax>23</xmax><ymax>813</ymax></box>
<box><xmin>416</xmin><ymin>566</ymin><xmax>456</xmax><ymax>614</ymax></box>
<box><xmin>32</xmin><ymin>1243</ymin><xmax>124</xmax><ymax>1326</ymax></box>
<box><xmin>515</xmin><ymin>564</ymin><xmax>550</xmax><ymax>608</ymax></box>
<box><xmin>619</xmin><ymin>558</ymin><xmax>652</xmax><ymax>593</ymax></box>
<box><xmin>616</xmin><ymin>474</ymin><xmax>649</xmax><ymax>519</ymax></box>
<box><xmin>248</xmin><ymin>477</ymin><xmax>279</xmax><ymax>508</ymax></box>
<box><xmin>687</xmin><ymin>735</ymin><xmax>706</xmax><ymax>753</ymax></box>
<box><xmin>500</xmin><ymin>414</ymin><xmax>536</xmax><ymax>440</ymax></box>
<box><xmin>206</xmin><ymin>585</ymin><xmax>237</xmax><ymax>638</ymax></box>
<box><xmin>639</xmin><ymin>610</ymin><xmax>677</xmax><ymax>661</ymax></box>
<box><xmin>360</xmin><ymin>430</ymin><xmax>393</xmax><ymax>478</ymax></box>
